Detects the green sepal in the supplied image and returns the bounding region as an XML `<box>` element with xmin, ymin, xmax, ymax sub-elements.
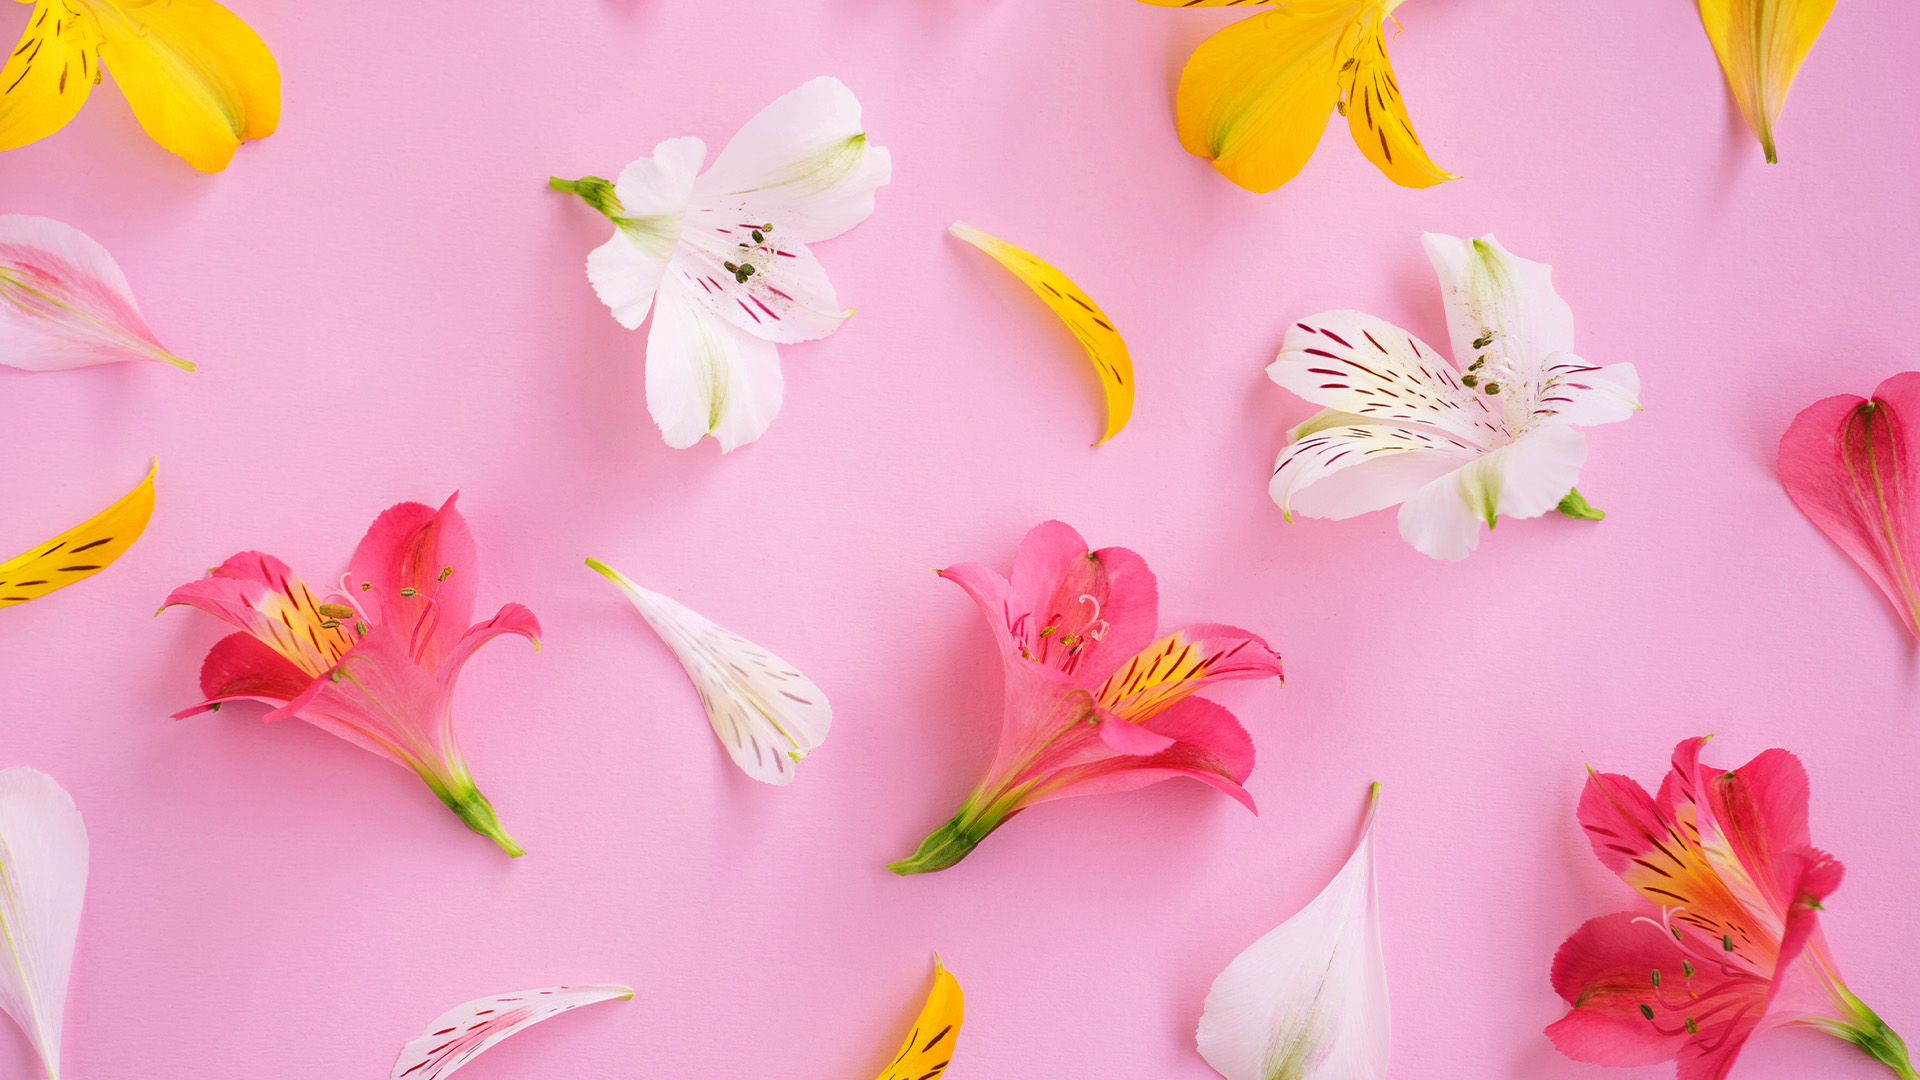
<box><xmin>438</xmin><ymin>784</ymin><xmax>525</xmax><ymax>858</ymax></box>
<box><xmin>1557</xmin><ymin>487</ymin><xmax>1606</xmax><ymax>520</ymax></box>
<box><xmin>1835</xmin><ymin>998</ymin><xmax>1920</xmax><ymax>1079</ymax></box>
<box><xmin>549</xmin><ymin>175</ymin><xmax>624</xmax><ymax>219</ymax></box>
<box><xmin>887</xmin><ymin>811</ymin><xmax>1002</xmax><ymax>876</ymax></box>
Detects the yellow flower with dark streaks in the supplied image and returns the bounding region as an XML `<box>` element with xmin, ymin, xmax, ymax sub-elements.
<box><xmin>1142</xmin><ymin>0</ymin><xmax>1454</xmax><ymax>193</ymax></box>
<box><xmin>0</xmin><ymin>0</ymin><xmax>278</xmax><ymax>172</ymax></box>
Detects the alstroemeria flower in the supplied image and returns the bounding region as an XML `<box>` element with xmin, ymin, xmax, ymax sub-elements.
<box><xmin>164</xmin><ymin>495</ymin><xmax>539</xmax><ymax>857</ymax></box>
<box><xmin>888</xmin><ymin>521</ymin><xmax>1283</xmax><ymax>875</ymax></box>
<box><xmin>1267</xmin><ymin>233</ymin><xmax>1641</xmax><ymax>560</ymax></box>
<box><xmin>1697</xmin><ymin>0</ymin><xmax>1833</xmax><ymax>163</ymax></box>
<box><xmin>0</xmin><ymin>0</ymin><xmax>279</xmax><ymax>172</ymax></box>
<box><xmin>551</xmin><ymin>77</ymin><xmax>889</xmax><ymax>452</ymax></box>
<box><xmin>1142</xmin><ymin>0</ymin><xmax>1454</xmax><ymax>193</ymax></box>
<box><xmin>1778</xmin><ymin>373</ymin><xmax>1920</xmax><ymax>639</ymax></box>
<box><xmin>1548</xmin><ymin>738</ymin><xmax>1917</xmax><ymax>1080</ymax></box>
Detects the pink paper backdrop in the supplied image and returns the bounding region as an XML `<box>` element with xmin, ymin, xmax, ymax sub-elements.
<box><xmin>0</xmin><ymin>0</ymin><xmax>1915</xmax><ymax>1077</ymax></box>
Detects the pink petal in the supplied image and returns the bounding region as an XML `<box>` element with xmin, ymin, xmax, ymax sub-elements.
<box><xmin>1030</xmin><ymin>697</ymin><xmax>1257</xmax><ymax>812</ymax></box>
<box><xmin>281</xmin><ymin>626</ymin><xmax>452</xmax><ymax>770</ymax></box>
<box><xmin>0</xmin><ymin>215</ymin><xmax>190</xmax><ymax>371</ymax></box>
<box><xmin>435</xmin><ymin>602</ymin><xmax>540</xmax><ymax>682</ymax></box>
<box><xmin>1547</xmin><ymin>912</ymin><xmax>1762</xmax><ymax>1074</ymax></box>
<box><xmin>936</xmin><ymin>560</ymin><xmax>1027</xmax><ymax>665</ymax></box>
<box><xmin>172</xmin><ymin>631</ymin><xmax>317</xmax><ymax>718</ymax></box>
<box><xmin>390</xmin><ymin>985</ymin><xmax>631</xmax><ymax>1080</ymax></box>
<box><xmin>1701</xmin><ymin>747</ymin><xmax>1827</xmax><ymax>918</ymax></box>
<box><xmin>1006</xmin><ymin>520</ymin><xmax>1159</xmax><ymax>683</ymax></box>
<box><xmin>1096</xmin><ymin>715</ymin><xmax>1177</xmax><ymax>756</ymax></box>
<box><xmin>1778</xmin><ymin>372</ymin><xmax>1920</xmax><ymax>637</ymax></box>
<box><xmin>348</xmin><ymin>494</ymin><xmax>481</xmax><ymax>671</ymax></box>
<box><xmin>1096</xmin><ymin>623</ymin><xmax>1283</xmax><ymax>722</ymax></box>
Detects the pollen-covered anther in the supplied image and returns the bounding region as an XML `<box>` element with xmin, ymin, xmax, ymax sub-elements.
<box><xmin>317</xmin><ymin>603</ymin><xmax>354</xmax><ymax>618</ymax></box>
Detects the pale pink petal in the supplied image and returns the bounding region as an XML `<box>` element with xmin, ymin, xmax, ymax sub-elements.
<box><xmin>1778</xmin><ymin>372</ymin><xmax>1920</xmax><ymax>637</ymax></box>
<box><xmin>0</xmin><ymin>768</ymin><xmax>88</xmax><ymax>1080</ymax></box>
<box><xmin>347</xmin><ymin>494</ymin><xmax>481</xmax><ymax>671</ymax></box>
<box><xmin>644</xmin><ymin>275</ymin><xmax>785</xmax><ymax>452</ymax></box>
<box><xmin>587</xmin><ymin>136</ymin><xmax>705</xmax><ymax>330</ymax></box>
<box><xmin>670</xmin><ymin>225</ymin><xmax>849</xmax><ymax>345</ymax></box>
<box><xmin>390</xmin><ymin>985</ymin><xmax>632</xmax><ymax>1080</ymax></box>
<box><xmin>1421</xmin><ymin>232</ymin><xmax>1576</xmax><ymax>375</ymax></box>
<box><xmin>1395</xmin><ymin>425</ymin><xmax>1588</xmax><ymax>561</ymax></box>
<box><xmin>1537</xmin><ymin>356</ymin><xmax>1641</xmax><ymax>427</ymax></box>
<box><xmin>0</xmin><ymin>215</ymin><xmax>190</xmax><ymax>372</ymax></box>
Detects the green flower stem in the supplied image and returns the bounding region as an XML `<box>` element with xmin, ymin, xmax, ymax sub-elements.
<box><xmin>439</xmin><ymin>785</ymin><xmax>525</xmax><ymax>858</ymax></box>
<box><xmin>888</xmin><ymin>808</ymin><xmax>1006</xmax><ymax>876</ymax></box>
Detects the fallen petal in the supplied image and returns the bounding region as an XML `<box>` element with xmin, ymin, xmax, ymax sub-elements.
<box><xmin>0</xmin><ymin>216</ymin><xmax>190</xmax><ymax>371</ymax></box>
<box><xmin>1198</xmin><ymin>784</ymin><xmax>1388</xmax><ymax>1080</ymax></box>
<box><xmin>0</xmin><ymin>461</ymin><xmax>156</xmax><ymax>610</ymax></box>
<box><xmin>950</xmin><ymin>222</ymin><xmax>1134</xmax><ymax>445</ymax></box>
<box><xmin>390</xmin><ymin>985</ymin><xmax>632</xmax><ymax>1080</ymax></box>
<box><xmin>588</xmin><ymin>557</ymin><xmax>831</xmax><ymax>784</ymax></box>
<box><xmin>1696</xmin><ymin>0</ymin><xmax>1835</xmax><ymax>162</ymax></box>
<box><xmin>874</xmin><ymin>958</ymin><xmax>964</xmax><ymax>1080</ymax></box>
<box><xmin>0</xmin><ymin>767</ymin><xmax>89</xmax><ymax>1080</ymax></box>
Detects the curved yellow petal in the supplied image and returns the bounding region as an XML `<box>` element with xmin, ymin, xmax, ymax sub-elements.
<box><xmin>0</xmin><ymin>1</ymin><xmax>102</xmax><ymax>153</ymax></box>
<box><xmin>1173</xmin><ymin>2</ymin><xmax>1354</xmax><ymax>193</ymax></box>
<box><xmin>1697</xmin><ymin>0</ymin><xmax>1835</xmax><ymax>162</ymax></box>
<box><xmin>0</xmin><ymin>460</ymin><xmax>155</xmax><ymax>609</ymax></box>
<box><xmin>1342</xmin><ymin>10</ymin><xmax>1455</xmax><ymax>187</ymax></box>
<box><xmin>875</xmin><ymin>958</ymin><xmax>964</xmax><ymax>1080</ymax></box>
<box><xmin>950</xmin><ymin>222</ymin><xmax>1134</xmax><ymax>445</ymax></box>
<box><xmin>1135</xmin><ymin>0</ymin><xmax>1274</xmax><ymax>6</ymax></box>
<box><xmin>94</xmin><ymin>0</ymin><xmax>279</xmax><ymax>172</ymax></box>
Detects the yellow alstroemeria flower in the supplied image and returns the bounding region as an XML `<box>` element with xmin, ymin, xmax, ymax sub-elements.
<box><xmin>1145</xmin><ymin>0</ymin><xmax>1454</xmax><ymax>193</ymax></box>
<box><xmin>0</xmin><ymin>0</ymin><xmax>279</xmax><ymax>172</ymax></box>
<box><xmin>1697</xmin><ymin>0</ymin><xmax>1834</xmax><ymax>163</ymax></box>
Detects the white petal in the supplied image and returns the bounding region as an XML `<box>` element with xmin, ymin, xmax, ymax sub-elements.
<box><xmin>1395</xmin><ymin>426</ymin><xmax>1589</xmax><ymax>560</ymax></box>
<box><xmin>644</xmin><ymin>276</ymin><xmax>785</xmax><ymax>452</ymax></box>
<box><xmin>1421</xmin><ymin>232</ymin><xmax>1575</xmax><ymax>381</ymax></box>
<box><xmin>0</xmin><ymin>215</ymin><xmax>189</xmax><ymax>371</ymax></box>
<box><xmin>1270</xmin><ymin>413</ymin><xmax>1478</xmax><ymax>521</ymax></box>
<box><xmin>585</xmin><ymin>137</ymin><xmax>706</xmax><ymax>330</ymax></box>
<box><xmin>1197</xmin><ymin>786</ymin><xmax>1387</xmax><ymax>1080</ymax></box>
<box><xmin>671</xmin><ymin>225</ymin><xmax>849</xmax><ymax>344</ymax></box>
<box><xmin>0</xmin><ymin>768</ymin><xmax>88</xmax><ymax>1080</ymax></box>
<box><xmin>389</xmin><ymin>985</ymin><xmax>632</xmax><ymax>1080</ymax></box>
<box><xmin>1270</xmin><ymin>313</ymin><xmax>1499</xmax><ymax>446</ymax></box>
<box><xmin>587</xmin><ymin>559</ymin><xmax>832</xmax><ymax>786</ymax></box>
<box><xmin>1537</xmin><ymin>356</ymin><xmax>1641</xmax><ymax>428</ymax></box>
<box><xmin>694</xmin><ymin>76</ymin><xmax>892</xmax><ymax>245</ymax></box>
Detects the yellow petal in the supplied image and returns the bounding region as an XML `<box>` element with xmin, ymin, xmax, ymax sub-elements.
<box><xmin>874</xmin><ymin>958</ymin><xmax>964</xmax><ymax>1080</ymax></box>
<box><xmin>1342</xmin><ymin>9</ymin><xmax>1455</xmax><ymax>187</ymax></box>
<box><xmin>1173</xmin><ymin>2</ymin><xmax>1354</xmax><ymax>193</ymax></box>
<box><xmin>949</xmin><ymin>222</ymin><xmax>1135</xmax><ymax>445</ymax></box>
<box><xmin>1696</xmin><ymin>0</ymin><xmax>1835</xmax><ymax>162</ymax></box>
<box><xmin>94</xmin><ymin>0</ymin><xmax>279</xmax><ymax>172</ymax></box>
<box><xmin>0</xmin><ymin>460</ymin><xmax>155</xmax><ymax>610</ymax></box>
<box><xmin>0</xmin><ymin>1</ymin><xmax>102</xmax><ymax>154</ymax></box>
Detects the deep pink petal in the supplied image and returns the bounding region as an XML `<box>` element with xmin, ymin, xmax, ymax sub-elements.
<box><xmin>1779</xmin><ymin>373</ymin><xmax>1920</xmax><ymax>637</ymax></box>
<box><xmin>1096</xmin><ymin>715</ymin><xmax>1177</xmax><ymax>756</ymax></box>
<box><xmin>434</xmin><ymin>603</ymin><xmax>541</xmax><ymax>684</ymax></box>
<box><xmin>347</xmin><ymin>494</ymin><xmax>480</xmax><ymax>671</ymax></box>
<box><xmin>1548</xmin><ymin>912</ymin><xmax>1767</xmax><ymax>1077</ymax></box>
<box><xmin>1576</xmin><ymin>766</ymin><xmax>1667</xmax><ymax>879</ymax></box>
<box><xmin>1703</xmin><ymin>748</ymin><xmax>1820</xmax><ymax>919</ymax></box>
<box><xmin>171</xmin><ymin>631</ymin><xmax>318</xmax><ymax>718</ymax></box>
<box><xmin>0</xmin><ymin>215</ymin><xmax>189</xmax><ymax>371</ymax></box>
<box><xmin>1006</xmin><ymin>521</ymin><xmax>1159</xmax><ymax>683</ymax></box>
<box><xmin>1027</xmin><ymin>697</ymin><xmax>1257</xmax><ymax>812</ymax></box>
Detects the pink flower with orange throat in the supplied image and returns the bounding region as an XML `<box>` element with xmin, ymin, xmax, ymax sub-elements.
<box><xmin>165</xmin><ymin>495</ymin><xmax>538</xmax><ymax>856</ymax></box>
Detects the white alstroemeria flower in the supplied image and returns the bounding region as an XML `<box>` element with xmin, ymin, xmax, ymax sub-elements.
<box><xmin>552</xmin><ymin>77</ymin><xmax>890</xmax><ymax>452</ymax></box>
<box><xmin>1267</xmin><ymin>233</ymin><xmax>1640</xmax><ymax>560</ymax></box>
<box><xmin>1196</xmin><ymin>785</ymin><xmax>1387</xmax><ymax>1080</ymax></box>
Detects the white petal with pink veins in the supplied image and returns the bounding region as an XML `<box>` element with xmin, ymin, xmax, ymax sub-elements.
<box><xmin>390</xmin><ymin>985</ymin><xmax>632</xmax><ymax>1080</ymax></box>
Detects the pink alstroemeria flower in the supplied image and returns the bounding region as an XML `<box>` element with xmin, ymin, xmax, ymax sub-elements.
<box><xmin>1548</xmin><ymin>738</ymin><xmax>1915</xmax><ymax>1080</ymax></box>
<box><xmin>1779</xmin><ymin>372</ymin><xmax>1920</xmax><ymax>639</ymax></box>
<box><xmin>888</xmin><ymin>521</ymin><xmax>1283</xmax><ymax>875</ymax></box>
<box><xmin>165</xmin><ymin>495</ymin><xmax>539</xmax><ymax>857</ymax></box>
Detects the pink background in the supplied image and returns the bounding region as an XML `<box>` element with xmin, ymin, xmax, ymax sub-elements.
<box><xmin>0</xmin><ymin>0</ymin><xmax>1915</xmax><ymax>1077</ymax></box>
